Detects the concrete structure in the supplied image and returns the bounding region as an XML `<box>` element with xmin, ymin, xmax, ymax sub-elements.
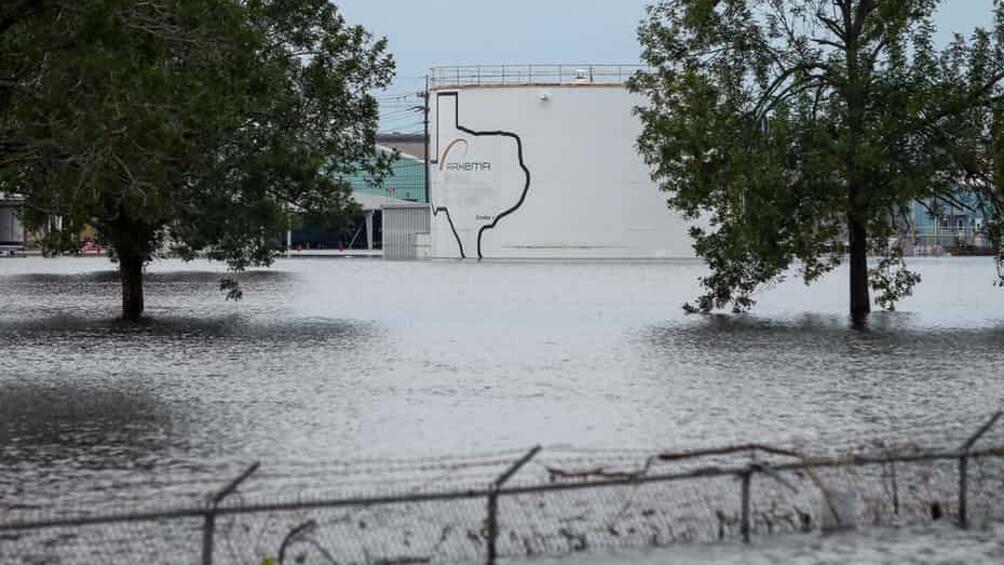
<box><xmin>427</xmin><ymin>64</ymin><xmax>695</xmax><ymax>260</ymax></box>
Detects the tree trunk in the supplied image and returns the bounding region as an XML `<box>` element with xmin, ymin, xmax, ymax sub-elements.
<box><xmin>849</xmin><ymin>218</ymin><xmax>870</xmax><ymax>326</ymax></box>
<box><xmin>119</xmin><ymin>253</ymin><xmax>145</xmax><ymax>321</ymax></box>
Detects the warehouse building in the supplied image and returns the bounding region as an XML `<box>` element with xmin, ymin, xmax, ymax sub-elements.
<box><xmin>289</xmin><ymin>146</ymin><xmax>426</xmax><ymax>253</ymax></box>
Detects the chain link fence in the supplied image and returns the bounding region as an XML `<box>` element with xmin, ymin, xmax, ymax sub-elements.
<box><xmin>900</xmin><ymin>227</ymin><xmax>996</xmax><ymax>255</ymax></box>
<box><xmin>2</xmin><ymin>412</ymin><xmax>1003</xmax><ymax>564</ymax></box>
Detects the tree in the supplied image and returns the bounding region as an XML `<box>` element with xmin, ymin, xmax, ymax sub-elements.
<box><xmin>0</xmin><ymin>0</ymin><xmax>393</xmax><ymax>320</ymax></box>
<box><xmin>631</xmin><ymin>0</ymin><xmax>1004</xmax><ymax>325</ymax></box>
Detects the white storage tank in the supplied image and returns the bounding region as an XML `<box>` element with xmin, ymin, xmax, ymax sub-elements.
<box><xmin>428</xmin><ymin>64</ymin><xmax>694</xmax><ymax>260</ymax></box>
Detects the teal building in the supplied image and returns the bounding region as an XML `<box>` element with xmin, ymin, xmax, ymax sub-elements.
<box><xmin>289</xmin><ymin>147</ymin><xmax>427</xmax><ymax>251</ymax></box>
<box><xmin>347</xmin><ymin>149</ymin><xmax>426</xmax><ymax>203</ymax></box>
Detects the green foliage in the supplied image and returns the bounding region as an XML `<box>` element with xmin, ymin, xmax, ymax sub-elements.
<box><xmin>0</xmin><ymin>0</ymin><xmax>393</xmax><ymax>314</ymax></box>
<box><xmin>869</xmin><ymin>247</ymin><xmax>922</xmax><ymax>311</ymax></box>
<box><xmin>632</xmin><ymin>0</ymin><xmax>1004</xmax><ymax>318</ymax></box>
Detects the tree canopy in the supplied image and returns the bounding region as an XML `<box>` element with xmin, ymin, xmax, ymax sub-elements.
<box><xmin>0</xmin><ymin>0</ymin><xmax>393</xmax><ymax>319</ymax></box>
<box><xmin>631</xmin><ymin>0</ymin><xmax>1004</xmax><ymax>324</ymax></box>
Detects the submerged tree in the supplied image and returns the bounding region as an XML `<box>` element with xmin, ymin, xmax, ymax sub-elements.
<box><xmin>0</xmin><ymin>0</ymin><xmax>393</xmax><ymax>320</ymax></box>
<box><xmin>632</xmin><ymin>0</ymin><xmax>1004</xmax><ymax>324</ymax></box>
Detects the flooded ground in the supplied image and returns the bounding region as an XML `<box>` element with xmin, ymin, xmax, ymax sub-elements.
<box><xmin>1</xmin><ymin>256</ymin><xmax>1003</xmax><ymax>517</ymax></box>
<box><xmin>517</xmin><ymin>522</ymin><xmax>1004</xmax><ymax>565</ymax></box>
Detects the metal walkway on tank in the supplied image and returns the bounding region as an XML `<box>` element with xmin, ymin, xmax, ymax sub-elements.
<box><xmin>429</xmin><ymin>64</ymin><xmax>646</xmax><ymax>89</ymax></box>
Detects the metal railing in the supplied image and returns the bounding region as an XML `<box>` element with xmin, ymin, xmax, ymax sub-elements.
<box><xmin>429</xmin><ymin>64</ymin><xmax>646</xmax><ymax>89</ymax></box>
<box><xmin>2</xmin><ymin>411</ymin><xmax>1003</xmax><ymax>564</ymax></box>
<box><xmin>904</xmin><ymin>227</ymin><xmax>996</xmax><ymax>255</ymax></box>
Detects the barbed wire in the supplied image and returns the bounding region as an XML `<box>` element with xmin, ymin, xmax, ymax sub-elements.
<box><xmin>4</xmin><ymin>411</ymin><xmax>1002</xmax><ymax>564</ymax></box>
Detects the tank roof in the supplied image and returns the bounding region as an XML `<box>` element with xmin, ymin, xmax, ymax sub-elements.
<box><xmin>429</xmin><ymin>64</ymin><xmax>644</xmax><ymax>89</ymax></box>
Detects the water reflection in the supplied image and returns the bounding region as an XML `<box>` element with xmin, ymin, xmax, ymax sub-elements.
<box><xmin>0</xmin><ymin>263</ymin><xmax>380</xmax><ymax>511</ymax></box>
<box><xmin>0</xmin><ymin>381</ymin><xmax>172</xmax><ymax>460</ymax></box>
<box><xmin>0</xmin><ymin>312</ymin><xmax>379</xmax><ymax>511</ymax></box>
<box><xmin>0</xmin><ymin>268</ymin><xmax>296</xmax><ymax>321</ymax></box>
<box><xmin>637</xmin><ymin>313</ymin><xmax>1004</xmax><ymax>450</ymax></box>
<box><xmin>0</xmin><ymin>380</ymin><xmax>180</xmax><ymax>513</ymax></box>
<box><xmin>643</xmin><ymin>312</ymin><xmax>1004</xmax><ymax>362</ymax></box>
<box><xmin>0</xmin><ymin>313</ymin><xmax>374</xmax><ymax>341</ymax></box>
<box><xmin>6</xmin><ymin>269</ymin><xmax>294</xmax><ymax>284</ymax></box>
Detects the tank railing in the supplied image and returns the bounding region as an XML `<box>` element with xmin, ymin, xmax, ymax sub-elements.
<box><xmin>429</xmin><ymin>64</ymin><xmax>646</xmax><ymax>88</ymax></box>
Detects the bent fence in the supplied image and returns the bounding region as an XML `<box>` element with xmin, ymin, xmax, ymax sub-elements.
<box><xmin>2</xmin><ymin>412</ymin><xmax>1003</xmax><ymax>564</ymax></box>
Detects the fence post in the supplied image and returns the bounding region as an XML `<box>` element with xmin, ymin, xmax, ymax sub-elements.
<box><xmin>740</xmin><ymin>467</ymin><xmax>753</xmax><ymax>544</ymax></box>
<box><xmin>202</xmin><ymin>462</ymin><xmax>260</xmax><ymax>565</ymax></box>
<box><xmin>486</xmin><ymin>446</ymin><xmax>541</xmax><ymax>565</ymax></box>
<box><xmin>958</xmin><ymin>411</ymin><xmax>1002</xmax><ymax>530</ymax></box>
<box><xmin>958</xmin><ymin>455</ymin><xmax>968</xmax><ymax>529</ymax></box>
<box><xmin>201</xmin><ymin>511</ymin><xmax>216</xmax><ymax>565</ymax></box>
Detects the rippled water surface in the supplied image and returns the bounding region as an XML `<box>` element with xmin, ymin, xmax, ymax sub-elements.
<box><xmin>1</xmin><ymin>256</ymin><xmax>1003</xmax><ymax>512</ymax></box>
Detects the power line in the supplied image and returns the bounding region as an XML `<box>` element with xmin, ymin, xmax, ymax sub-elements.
<box><xmin>378</xmin><ymin>122</ymin><xmax>424</xmax><ymax>131</ymax></box>
<box><xmin>380</xmin><ymin>114</ymin><xmax>422</xmax><ymax>121</ymax></box>
<box><xmin>377</xmin><ymin>121</ymin><xmax>421</xmax><ymax>130</ymax></box>
<box><xmin>380</xmin><ymin>110</ymin><xmax>420</xmax><ymax>120</ymax></box>
<box><xmin>374</xmin><ymin>90</ymin><xmax>421</xmax><ymax>100</ymax></box>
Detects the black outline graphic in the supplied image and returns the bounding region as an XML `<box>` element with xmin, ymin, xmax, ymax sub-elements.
<box><xmin>434</xmin><ymin>205</ymin><xmax>466</xmax><ymax>258</ymax></box>
<box><xmin>430</xmin><ymin>92</ymin><xmax>466</xmax><ymax>258</ymax></box>
<box><xmin>432</xmin><ymin>91</ymin><xmax>532</xmax><ymax>260</ymax></box>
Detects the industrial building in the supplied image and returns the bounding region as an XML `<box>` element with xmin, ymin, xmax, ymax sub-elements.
<box><xmin>289</xmin><ymin>146</ymin><xmax>426</xmax><ymax>253</ymax></box>
<box><xmin>905</xmin><ymin>192</ymin><xmax>994</xmax><ymax>255</ymax></box>
<box><xmin>423</xmin><ymin>64</ymin><xmax>695</xmax><ymax>260</ymax></box>
<box><xmin>296</xmin><ymin>65</ymin><xmax>699</xmax><ymax>260</ymax></box>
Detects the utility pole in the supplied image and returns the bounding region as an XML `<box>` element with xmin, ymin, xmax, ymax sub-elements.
<box><xmin>422</xmin><ymin>74</ymin><xmax>430</xmax><ymax>204</ymax></box>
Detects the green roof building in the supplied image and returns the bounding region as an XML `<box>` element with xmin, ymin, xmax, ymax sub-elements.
<box><xmin>289</xmin><ymin>146</ymin><xmax>427</xmax><ymax>252</ymax></box>
<box><xmin>346</xmin><ymin>148</ymin><xmax>426</xmax><ymax>203</ymax></box>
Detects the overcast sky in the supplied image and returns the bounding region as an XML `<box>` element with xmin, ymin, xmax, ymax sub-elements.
<box><xmin>333</xmin><ymin>0</ymin><xmax>998</xmax><ymax>133</ymax></box>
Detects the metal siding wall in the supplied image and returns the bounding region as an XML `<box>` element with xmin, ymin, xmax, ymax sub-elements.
<box><xmin>0</xmin><ymin>207</ymin><xmax>24</xmax><ymax>245</ymax></box>
<box><xmin>349</xmin><ymin>155</ymin><xmax>426</xmax><ymax>203</ymax></box>
<box><xmin>382</xmin><ymin>206</ymin><xmax>431</xmax><ymax>260</ymax></box>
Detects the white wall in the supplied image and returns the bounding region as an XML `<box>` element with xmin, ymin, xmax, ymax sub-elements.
<box><xmin>429</xmin><ymin>85</ymin><xmax>695</xmax><ymax>259</ymax></box>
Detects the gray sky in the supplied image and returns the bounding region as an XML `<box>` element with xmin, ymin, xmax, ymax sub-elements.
<box><xmin>333</xmin><ymin>0</ymin><xmax>997</xmax><ymax>133</ymax></box>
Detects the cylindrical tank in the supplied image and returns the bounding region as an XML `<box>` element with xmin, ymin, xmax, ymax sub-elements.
<box><xmin>428</xmin><ymin>65</ymin><xmax>694</xmax><ymax>260</ymax></box>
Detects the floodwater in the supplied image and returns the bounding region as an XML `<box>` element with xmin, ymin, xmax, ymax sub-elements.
<box><xmin>525</xmin><ymin>522</ymin><xmax>1004</xmax><ymax>565</ymax></box>
<box><xmin>1</xmin><ymin>256</ymin><xmax>1004</xmax><ymax>515</ymax></box>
